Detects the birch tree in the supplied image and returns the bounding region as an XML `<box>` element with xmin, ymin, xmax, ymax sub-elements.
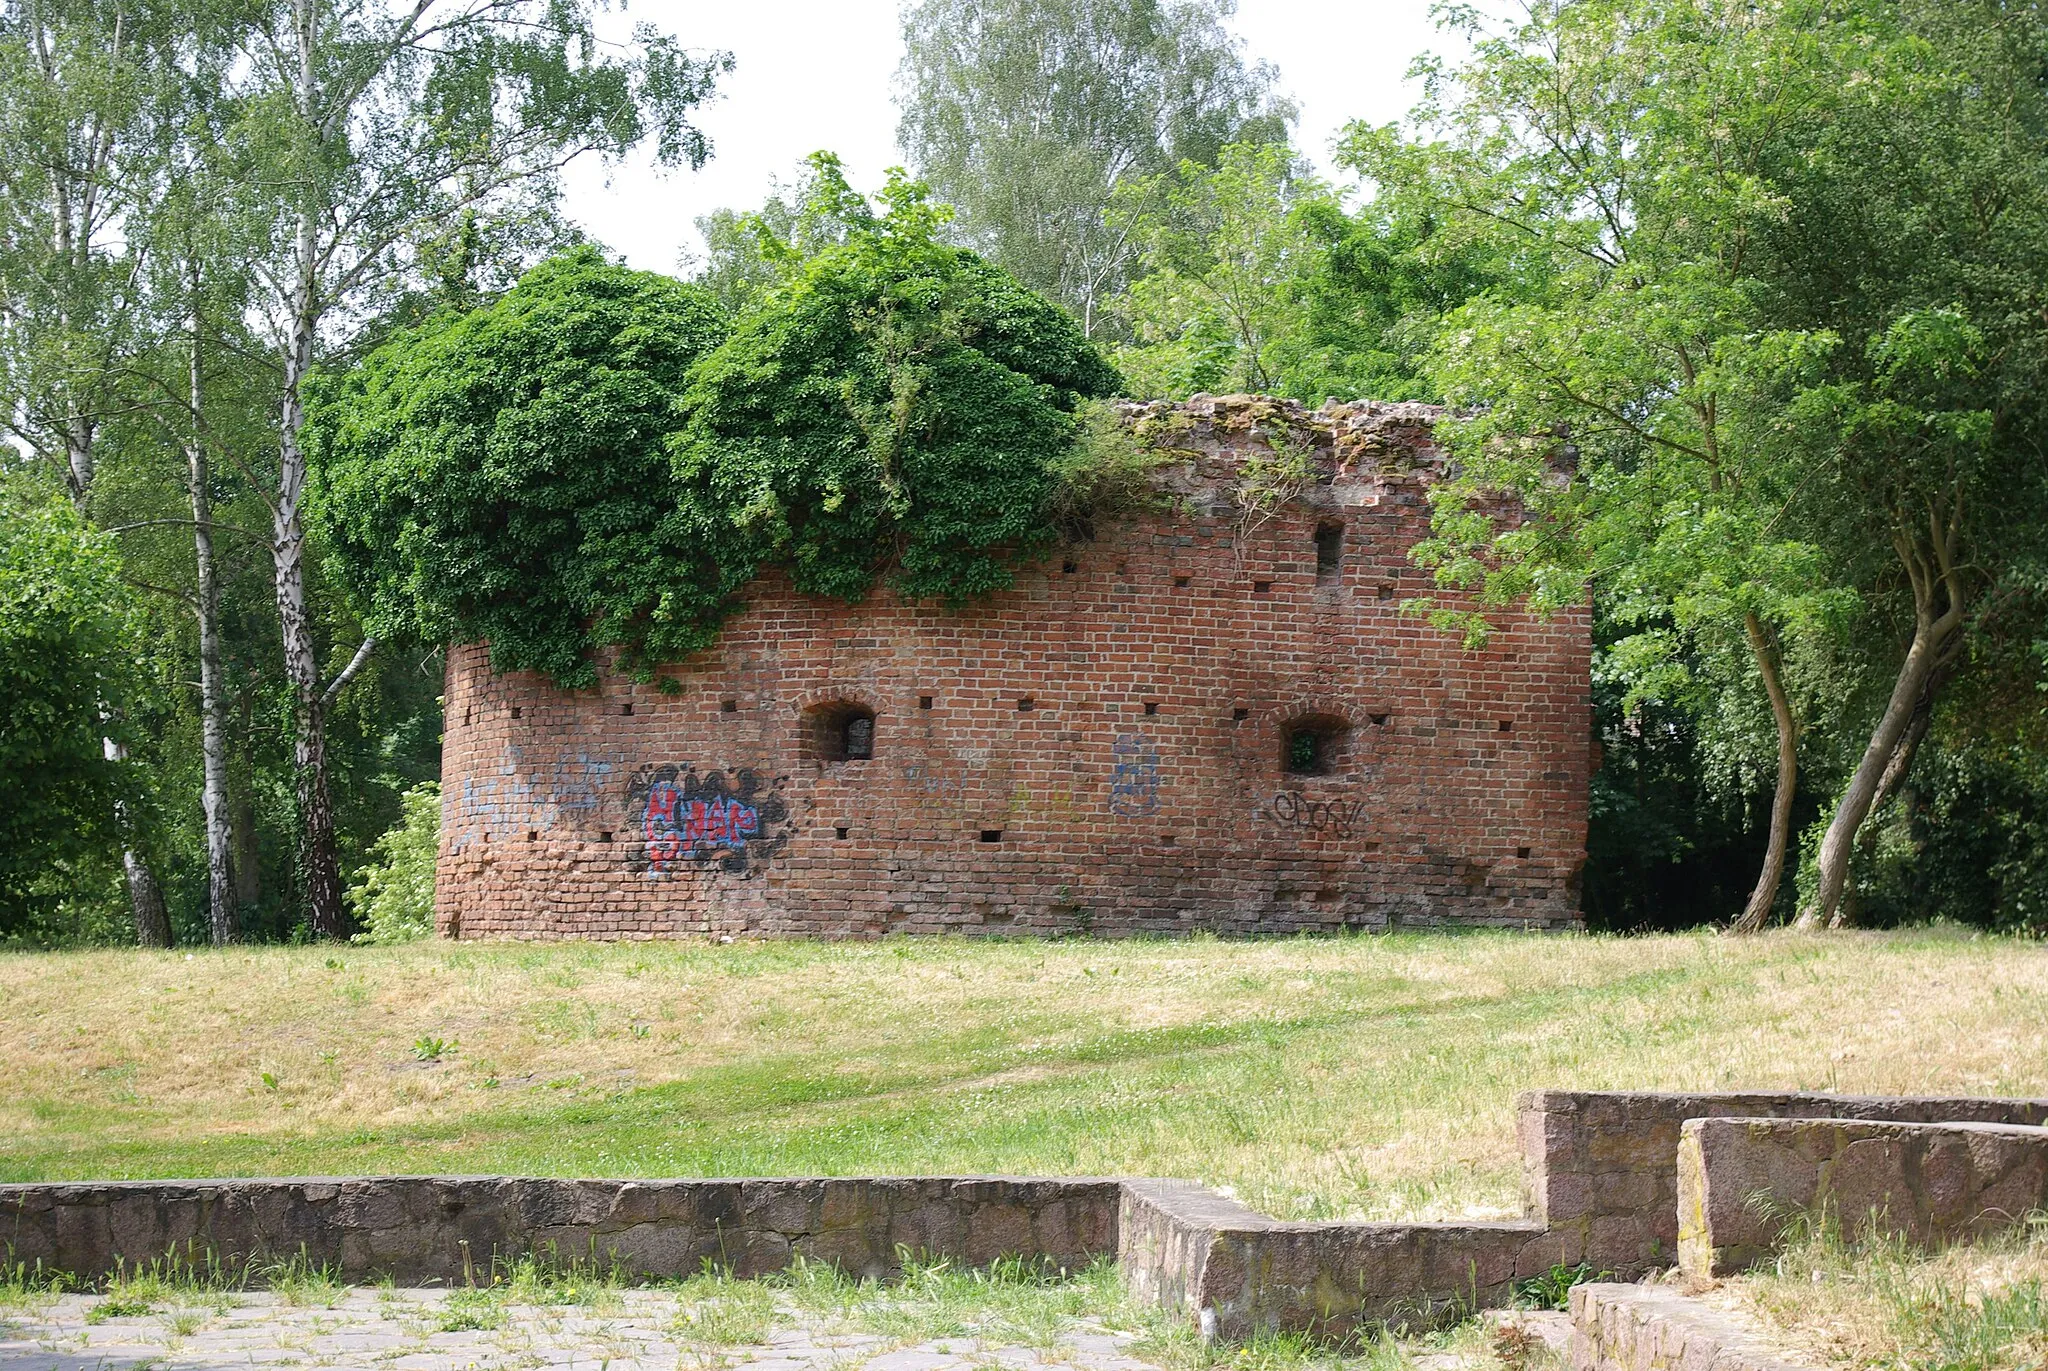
<box><xmin>897</xmin><ymin>0</ymin><xmax>1290</xmax><ymax>336</ymax></box>
<box><xmin>197</xmin><ymin>0</ymin><xmax>726</xmax><ymax>937</ymax></box>
<box><xmin>0</xmin><ymin>0</ymin><xmax>180</xmax><ymax>944</ymax></box>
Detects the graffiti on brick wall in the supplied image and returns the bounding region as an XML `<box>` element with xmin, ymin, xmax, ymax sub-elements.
<box><xmin>1270</xmin><ymin>791</ymin><xmax>1365</xmax><ymax>838</ymax></box>
<box><xmin>449</xmin><ymin>748</ymin><xmax>618</xmax><ymax>851</ymax></box>
<box><xmin>1108</xmin><ymin>732</ymin><xmax>1162</xmax><ymax>817</ymax></box>
<box><xmin>627</xmin><ymin>765</ymin><xmax>791</xmax><ymax>876</ymax></box>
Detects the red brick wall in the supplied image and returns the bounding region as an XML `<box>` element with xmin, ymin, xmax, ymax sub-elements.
<box><xmin>436</xmin><ymin>398</ymin><xmax>1590</xmax><ymax>939</ymax></box>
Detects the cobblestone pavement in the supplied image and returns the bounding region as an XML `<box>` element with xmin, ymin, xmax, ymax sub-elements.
<box><xmin>0</xmin><ymin>1290</ymin><xmax>1168</xmax><ymax>1371</ymax></box>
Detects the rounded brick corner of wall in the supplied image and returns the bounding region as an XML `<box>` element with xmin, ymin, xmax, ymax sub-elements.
<box><xmin>9</xmin><ymin>1088</ymin><xmax>2046</xmax><ymax>1347</ymax></box>
<box><xmin>435</xmin><ymin>399</ymin><xmax>1593</xmax><ymax>942</ymax></box>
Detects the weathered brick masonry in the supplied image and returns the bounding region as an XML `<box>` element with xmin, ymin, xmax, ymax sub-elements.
<box><xmin>436</xmin><ymin>396</ymin><xmax>1591</xmax><ymax>939</ymax></box>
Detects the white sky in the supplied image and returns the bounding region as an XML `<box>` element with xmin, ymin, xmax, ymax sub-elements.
<box><xmin>564</xmin><ymin>0</ymin><xmax>1459</xmax><ymax>273</ymax></box>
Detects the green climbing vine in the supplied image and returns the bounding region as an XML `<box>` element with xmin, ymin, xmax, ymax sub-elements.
<box><xmin>306</xmin><ymin>165</ymin><xmax>1122</xmax><ymax>688</ymax></box>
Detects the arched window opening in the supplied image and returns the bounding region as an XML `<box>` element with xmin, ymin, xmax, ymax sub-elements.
<box><xmin>1281</xmin><ymin>714</ymin><xmax>1351</xmax><ymax>776</ymax></box>
<box><xmin>807</xmin><ymin>700</ymin><xmax>878</xmax><ymax>764</ymax></box>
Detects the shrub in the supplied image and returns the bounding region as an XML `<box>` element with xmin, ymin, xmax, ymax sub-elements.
<box><xmin>347</xmin><ymin>782</ymin><xmax>441</xmax><ymax>944</ymax></box>
<box><xmin>307</xmin><ymin>248</ymin><xmax>731</xmax><ymax>687</ymax></box>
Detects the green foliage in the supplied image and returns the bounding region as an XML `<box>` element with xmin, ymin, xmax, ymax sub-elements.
<box><xmin>1107</xmin><ymin>133</ymin><xmax>1519</xmax><ymax>404</ymax></box>
<box><xmin>1855</xmin><ymin>742</ymin><xmax>2048</xmax><ymax>933</ymax></box>
<box><xmin>316</xmin><ymin>170</ymin><xmax>1118</xmax><ymax>688</ymax></box>
<box><xmin>346</xmin><ymin>782</ymin><xmax>441</xmax><ymax>945</ymax></box>
<box><xmin>1512</xmin><ymin>1262</ymin><xmax>1606</xmax><ymax>1312</ymax></box>
<box><xmin>671</xmin><ymin>164</ymin><xmax>1121</xmax><ymax>615</ymax></box>
<box><xmin>690</xmin><ymin>153</ymin><xmax>874</xmax><ymax>313</ymax></box>
<box><xmin>0</xmin><ymin>491</ymin><xmax>135</xmax><ymax>932</ymax></box>
<box><xmin>1045</xmin><ymin>399</ymin><xmax>1176</xmax><ymax>526</ymax></box>
<box><xmin>896</xmin><ymin>0</ymin><xmax>1292</xmax><ymax>333</ymax></box>
<box><xmin>307</xmin><ymin>249</ymin><xmax>730</xmax><ymax>686</ymax></box>
<box><xmin>1114</xmin><ymin>142</ymin><xmax>1329</xmax><ymax>397</ymax></box>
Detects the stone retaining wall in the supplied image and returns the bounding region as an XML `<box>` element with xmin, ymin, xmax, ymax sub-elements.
<box><xmin>0</xmin><ymin>1177</ymin><xmax>1120</xmax><ymax>1286</ymax></box>
<box><xmin>1566</xmin><ymin>1283</ymin><xmax>1802</xmax><ymax>1371</ymax></box>
<box><xmin>1676</xmin><ymin>1116</ymin><xmax>2048</xmax><ymax>1279</ymax></box>
<box><xmin>1118</xmin><ymin>1180</ymin><xmax>1547</xmax><ymax>1340</ymax></box>
<box><xmin>16</xmin><ymin>1091</ymin><xmax>2048</xmax><ymax>1340</ymax></box>
<box><xmin>1520</xmin><ymin>1089</ymin><xmax>2048</xmax><ymax>1277</ymax></box>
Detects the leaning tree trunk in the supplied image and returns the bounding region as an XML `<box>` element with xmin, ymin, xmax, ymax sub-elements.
<box><xmin>184</xmin><ymin>273</ymin><xmax>238</xmax><ymax>945</ymax></box>
<box><xmin>1829</xmin><ymin>660</ymin><xmax>1947</xmax><ymax>929</ymax></box>
<box><xmin>1731</xmin><ymin>614</ymin><xmax>1799</xmax><ymax>933</ymax></box>
<box><xmin>1799</xmin><ymin>516</ymin><xmax>1966</xmax><ymax>929</ymax></box>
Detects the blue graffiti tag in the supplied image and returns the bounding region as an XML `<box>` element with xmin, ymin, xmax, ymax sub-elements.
<box><xmin>1109</xmin><ymin>731</ymin><xmax>1162</xmax><ymax>817</ymax></box>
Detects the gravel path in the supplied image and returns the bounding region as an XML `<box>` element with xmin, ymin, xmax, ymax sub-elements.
<box><xmin>0</xmin><ymin>1289</ymin><xmax>1167</xmax><ymax>1371</ymax></box>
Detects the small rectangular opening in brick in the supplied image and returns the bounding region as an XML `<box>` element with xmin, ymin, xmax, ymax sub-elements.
<box><xmin>835</xmin><ymin>826</ymin><xmax>850</xmax><ymax>840</ymax></box>
<box><xmin>1517</xmin><ymin>845</ymin><xmax>1532</xmax><ymax>859</ymax></box>
<box><xmin>1377</xmin><ymin>584</ymin><xmax>1394</xmax><ymax>600</ymax></box>
<box><xmin>510</xmin><ymin>706</ymin><xmax>522</xmax><ymax>719</ymax></box>
<box><xmin>1499</xmin><ymin>719</ymin><xmax>1513</xmax><ymax>732</ymax></box>
<box><xmin>1161</xmin><ymin>834</ymin><xmax>1176</xmax><ymax>846</ymax></box>
<box><xmin>1062</xmin><ymin>560</ymin><xmax>1078</xmax><ymax>573</ymax></box>
<box><xmin>1143</xmin><ymin>701</ymin><xmax>1159</xmax><ymax>715</ymax></box>
<box><xmin>1017</xmin><ymin>697</ymin><xmax>1035</xmax><ymax>712</ymax></box>
<box><xmin>621</xmin><ymin>701</ymin><xmax>634</xmax><ymax>716</ymax></box>
<box><xmin>1252</xmin><ymin>580</ymin><xmax>1274</xmax><ymax>595</ymax></box>
<box><xmin>979</xmin><ymin>829</ymin><xmax>1003</xmax><ymax>843</ymax></box>
<box><xmin>598</xmin><ymin>831</ymin><xmax>613</xmax><ymax>844</ymax></box>
<box><xmin>1233</xmin><ymin>707</ymin><xmax>1249</xmax><ymax>721</ymax></box>
<box><xmin>1174</xmin><ymin>575</ymin><xmax>1190</xmax><ymax>588</ymax></box>
<box><xmin>919</xmin><ymin>695</ymin><xmax>934</xmax><ymax>709</ymax></box>
<box><xmin>1370</xmin><ymin>712</ymin><xmax>1390</xmax><ymax>726</ymax></box>
<box><xmin>1314</xmin><ymin>521</ymin><xmax>1344</xmax><ymax>581</ymax></box>
<box><xmin>720</xmin><ymin>698</ymin><xmax>738</xmax><ymax>713</ymax></box>
<box><xmin>526</xmin><ymin>830</ymin><xmax>537</xmax><ymax>842</ymax></box>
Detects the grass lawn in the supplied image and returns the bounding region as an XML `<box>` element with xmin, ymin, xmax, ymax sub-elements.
<box><xmin>6</xmin><ymin>927</ymin><xmax>2046</xmax><ymax>1222</ymax></box>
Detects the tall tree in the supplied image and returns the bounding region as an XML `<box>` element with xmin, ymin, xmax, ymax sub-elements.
<box><xmin>191</xmin><ymin>0</ymin><xmax>727</xmax><ymax>937</ymax></box>
<box><xmin>0</xmin><ymin>0</ymin><xmax>181</xmax><ymax>944</ymax></box>
<box><xmin>897</xmin><ymin>0</ymin><xmax>1291</xmax><ymax>336</ymax></box>
<box><xmin>1759</xmin><ymin>1</ymin><xmax>2048</xmax><ymax>926</ymax></box>
<box><xmin>1350</xmin><ymin>0</ymin><xmax>1860</xmax><ymax>929</ymax></box>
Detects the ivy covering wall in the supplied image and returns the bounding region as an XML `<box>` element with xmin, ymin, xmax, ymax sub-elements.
<box><xmin>307</xmin><ymin>176</ymin><xmax>1120</xmax><ymax>688</ymax></box>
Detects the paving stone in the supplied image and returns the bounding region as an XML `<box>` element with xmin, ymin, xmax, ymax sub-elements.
<box><xmin>0</xmin><ymin>1290</ymin><xmax>1169</xmax><ymax>1371</ymax></box>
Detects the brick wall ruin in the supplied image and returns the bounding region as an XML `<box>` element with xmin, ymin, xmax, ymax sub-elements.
<box><xmin>435</xmin><ymin>396</ymin><xmax>1591</xmax><ymax>939</ymax></box>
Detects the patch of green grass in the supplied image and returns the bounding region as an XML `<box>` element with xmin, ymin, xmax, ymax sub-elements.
<box><xmin>0</xmin><ymin>1259</ymin><xmax>73</xmax><ymax>1310</ymax></box>
<box><xmin>493</xmin><ymin>1246</ymin><xmax>628</xmax><ymax>1310</ymax></box>
<box><xmin>671</xmin><ymin>1264</ymin><xmax>782</xmax><ymax>1346</ymax></box>
<box><xmin>255</xmin><ymin>1250</ymin><xmax>348</xmax><ymax>1307</ymax></box>
<box><xmin>80</xmin><ymin>1250</ymin><xmax>241</xmax><ymax>1323</ymax></box>
<box><xmin>4</xmin><ymin>931</ymin><xmax>2045</xmax><ymax>1229</ymax></box>
<box><xmin>435</xmin><ymin>1285</ymin><xmax>506</xmax><ymax>1332</ymax></box>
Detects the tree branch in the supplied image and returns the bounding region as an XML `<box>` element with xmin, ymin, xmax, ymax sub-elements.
<box><xmin>320</xmin><ymin>636</ymin><xmax>379</xmax><ymax>707</ymax></box>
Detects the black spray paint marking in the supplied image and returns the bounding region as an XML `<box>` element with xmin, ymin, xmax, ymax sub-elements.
<box><xmin>1269</xmin><ymin>791</ymin><xmax>1366</xmax><ymax>839</ymax></box>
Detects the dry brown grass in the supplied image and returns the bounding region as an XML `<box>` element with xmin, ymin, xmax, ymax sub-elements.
<box><xmin>4</xmin><ymin>927</ymin><xmax>2044</xmax><ymax>1222</ymax></box>
<box><xmin>1714</xmin><ymin>1215</ymin><xmax>2048</xmax><ymax>1369</ymax></box>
